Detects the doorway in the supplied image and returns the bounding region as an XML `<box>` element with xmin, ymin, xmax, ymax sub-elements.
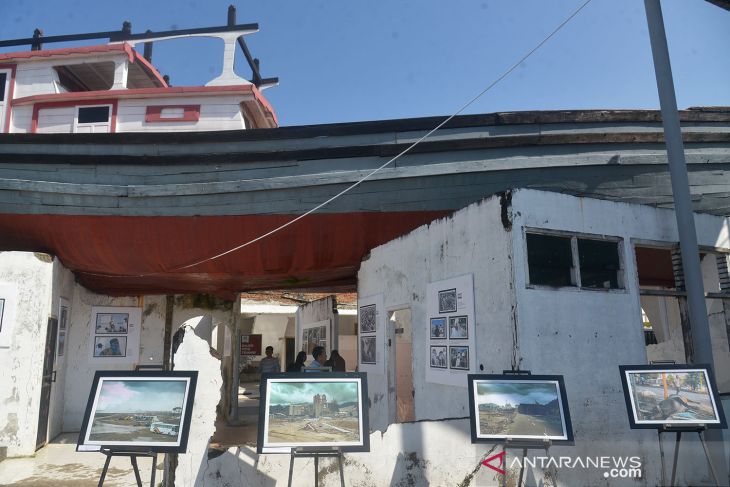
<box><xmin>36</xmin><ymin>317</ymin><xmax>58</xmax><ymax>450</ymax></box>
<box><xmin>388</xmin><ymin>308</ymin><xmax>415</xmax><ymax>423</ymax></box>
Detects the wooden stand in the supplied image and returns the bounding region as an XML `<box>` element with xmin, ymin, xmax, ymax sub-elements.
<box><xmin>286</xmin><ymin>447</ymin><xmax>345</xmax><ymax>487</ymax></box>
<box><xmin>97</xmin><ymin>449</ymin><xmax>158</xmax><ymax>487</ymax></box>
<box><xmin>501</xmin><ymin>438</ymin><xmax>551</xmax><ymax>487</ymax></box>
<box><xmin>658</xmin><ymin>426</ymin><xmax>720</xmax><ymax>487</ymax></box>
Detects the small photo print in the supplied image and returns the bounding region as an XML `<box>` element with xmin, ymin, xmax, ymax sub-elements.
<box><xmin>319</xmin><ymin>326</ymin><xmax>327</xmax><ymax>339</ymax></box>
<box><xmin>0</xmin><ymin>298</ymin><xmax>4</xmax><ymax>333</ymax></box>
<box><xmin>430</xmin><ymin>346</ymin><xmax>447</xmax><ymax>368</ymax></box>
<box><xmin>430</xmin><ymin>317</ymin><xmax>446</xmax><ymax>339</ymax></box>
<box><xmin>359</xmin><ymin>305</ymin><xmax>376</xmax><ymax>334</ymax></box>
<box><xmin>448</xmin><ymin>316</ymin><xmax>468</xmax><ymax>339</ymax></box>
<box><xmin>59</xmin><ymin>306</ymin><xmax>68</xmax><ymax>331</ymax></box>
<box><xmin>450</xmin><ymin>346</ymin><xmax>469</xmax><ymax>370</ymax></box>
<box><xmin>360</xmin><ymin>336</ymin><xmax>376</xmax><ymax>364</ymax></box>
<box><xmin>94</xmin><ymin>336</ymin><xmax>127</xmax><ymax>357</ymax></box>
<box><xmin>95</xmin><ymin>313</ymin><xmax>129</xmax><ymax>334</ymax></box>
<box><xmin>57</xmin><ymin>331</ymin><xmax>66</xmax><ymax>357</ymax></box>
<box><xmin>438</xmin><ymin>289</ymin><xmax>457</xmax><ymax>314</ymax></box>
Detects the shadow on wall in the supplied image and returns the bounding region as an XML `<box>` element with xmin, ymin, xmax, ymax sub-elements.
<box><xmin>196</xmin><ymin>444</ymin><xmax>276</xmax><ymax>487</ymax></box>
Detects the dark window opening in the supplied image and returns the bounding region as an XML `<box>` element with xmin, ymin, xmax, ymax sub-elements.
<box><xmin>0</xmin><ymin>72</ymin><xmax>7</xmax><ymax>101</ymax></box>
<box><xmin>526</xmin><ymin>233</ymin><xmax>574</xmax><ymax>287</ymax></box>
<box><xmin>578</xmin><ymin>238</ymin><xmax>621</xmax><ymax>289</ymax></box>
<box><xmin>78</xmin><ymin>106</ymin><xmax>110</xmax><ymax>124</ymax></box>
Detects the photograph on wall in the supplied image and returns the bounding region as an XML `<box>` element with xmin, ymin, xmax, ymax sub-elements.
<box><xmin>448</xmin><ymin>316</ymin><xmax>468</xmax><ymax>339</ymax></box>
<box><xmin>359</xmin><ymin>304</ymin><xmax>376</xmax><ymax>333</ymax></box>
<box><xmin>95</xmin><ymin>313</ymin><xmax>129</xmax><ymax>334</ymax></box>
<box><xmin>77</xmin><ymin>371</ymin><xmax>197</xmax><ymax>453</ymax></box>
<box><xmin>619</xmin><ymin>364</ymin><xmax>726</xmax><ymax>429</ymax></box>
<box><xmin>360</xmin><ymin>336</ymin><xmax>376</xmax><ymax>364</ymax></box>
<box><xmin>430</xmin><ymin>346</ymin><xmax>447</xmax><ymax>368</ymax></box>
<box><xmin>93</xmin><ymin>336</ymin><xmax>127</xmax><ymax>357</ymax></box>
<box><xmin>59</xmin><ymin>304</ymin><xmax>68</xmax><ymax>331</ymax></box>
<box><xmin>257</xmin><ymin>373</ymin><xmax>369</xmax><ymax>453</ymax></box>
<box><xmin>0</xmin><ymin>298</ymin><xmax>4</xmax><ymax>333</ymax></box>
<box><xmin>449</xmin><ymin>346</ymin><xmax>469</xmax><ymax>370</ymax></box>
<box><xmin>320</xmin><ymin>326</ymin><xmax>327</xmax><ymax>339</ymax></box>
<box><xmin>468</xmin><ymin>375</ymin><xmax>573</xmax><ymax>443</ymax></box>
<box><xmin>57</xmin><ymin>331</ymin><xmax>66</xmax><ymax>357</ymax></box>
<box><xmin>438</xmin><ymin>288</ymin><xmax>457</xmax><ymax>313</ymax></box>
<box><xmin>430</xmin><ymin>317</ymin><xmax>446</xmax><ymax>339</ymax></box>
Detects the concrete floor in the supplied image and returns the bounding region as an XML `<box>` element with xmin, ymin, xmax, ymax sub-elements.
<box><xmin>0</xmin><ymin>384</ymin><xmax>259</xmax><ymax>486</ymax></box>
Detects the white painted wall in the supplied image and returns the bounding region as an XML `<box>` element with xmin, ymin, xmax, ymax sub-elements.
<box><xmin>117</xmin><ymin>95</ymin><xmax>247</xmax><ymax>132</ymax></box>
<box><xmin>250</xmin><ymin>314</ymin><xmax>289</xmax><ymax>370</ymax></box>
<box><xmin>0</xmin><ymin>252</ymin><xmax>53</xmax><ymax>457</ymax></box>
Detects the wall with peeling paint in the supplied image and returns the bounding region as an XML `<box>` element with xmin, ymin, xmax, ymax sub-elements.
<box><xmin>0</xmin><ymin>252</ymin><xmax>53</xmax><ymax>457</ymax></box>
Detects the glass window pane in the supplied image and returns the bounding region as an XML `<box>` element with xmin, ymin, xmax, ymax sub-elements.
<box><xmin>78</xmin><ymin>106</ymin><xmax>110</xmax><ymax>124</ymax></box>
<box><xmin>578</xmin><ymin>238</ymin><xmax>621</xmax><ymax>289</ymax></box>
<box><xmin>0</xmin><ymin>73</ymin><xmax>7</xmax><ymax>102</ymax></box>
<box><xmin>526</xmin><ymin>233</ymin><xmax>574</xmax><ymax>287</ymax></box>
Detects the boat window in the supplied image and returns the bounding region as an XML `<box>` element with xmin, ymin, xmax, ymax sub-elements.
<box><xmin>578</xmin><ymin>238</ymin><xmax>621</xmax><ymax>289</ymax></box>
<box><xmin>54</xmin><ymin>62</ymin><xmax>115</xmax><ymax>92</ymax></box>
<box><xmin>0</xmin><ymin>72</ymin><xmax>6</xmax><ymax>101</ymax></box>
<box><xmin>78</xmin><ymin>106</ymin><xmax>110</xmax><ymax>124</ymax></box>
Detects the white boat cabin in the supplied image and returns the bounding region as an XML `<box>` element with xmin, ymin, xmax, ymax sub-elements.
<box><xmin>0</xmin><ymin>27</ymin><xmax>278</xmax><ymax>134</ymax></box>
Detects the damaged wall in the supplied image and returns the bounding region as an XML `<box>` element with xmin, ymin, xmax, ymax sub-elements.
<box><xmin>0</xmin><ymin>252</ymin><xmax>53</xmax><ymax>457</ymax></box>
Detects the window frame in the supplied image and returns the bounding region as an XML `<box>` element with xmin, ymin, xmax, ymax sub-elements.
<box><xmin>524</xmin><ymin>227</ymin><xmax>626</xmax><ymax>292</ymax></box>
<box><xmin>73</xmin><ymin>104</ymin><xmax>113</xmax><ymax>133</ymax></box>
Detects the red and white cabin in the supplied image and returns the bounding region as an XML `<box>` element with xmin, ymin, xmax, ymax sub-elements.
<box><xmin>0</xmin><ymin>30</ymin><xmax>278</xmax><ymax>134</ymax></box>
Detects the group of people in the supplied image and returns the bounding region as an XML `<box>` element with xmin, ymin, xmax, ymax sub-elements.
<box><xmin>258</xmin><ymin>345</ymin><xmax>347</xmax><ymax>374</ymax></box>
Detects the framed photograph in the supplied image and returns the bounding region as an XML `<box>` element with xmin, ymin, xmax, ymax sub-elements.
<box><xmin>448</xmin><ymin>316</ymin><xmax>468</xmax><ymax>339</ymax></box>
<box><xmin>95</xmin><ymin>313</ymin><xmax>129</xmax><ymax>334</ymax></box>
<box><xmin>77</xmin><ymin>370</ymin><xmax>197</xmax><ymax>453</ymax></box>
<box><xmin>359</xmin><ymin>304</ymin><xmax>376</xmax><ymax>334</ymax></box>
<box><xmin>449</xmin><ymin>346</ymin><xmax>469</xmax><ymax>370</ymax></box>
<box><xmin>59</xmin><ymin>302</ymin><xmax>69</xmax><ymax>331</ymax></box>
<box><xmin>360</xmin><ymin>336</ymin><xmax>376</xmax><ymax>364</ymax></box>
<box><xmin>257</xmin><ymin>372</ymin><xmax>369</xmax><ymax>453</ymax></box>
<box><xmin>0</xmin><ymin>298</ymin><xmax>4</xmax><ymax>333</ymax></box>
<box><xmin>438</xmin><ymin>288</ymin><xmax>457</xmax><ymax>314</ymax></box>
<box><xmin>619</xmin><ymin>364</ymin><xmax>726</xmax><ymax>429</ymax></box>
<box><xmin>468</xmin><ymin>374</ymin><xmax>574</xmax><ymax>444</ymax></box>
<box><xmin>93</xmin><ymin>336</ymin><xmax>127</xmax><ymax>357</ymax></box>
<box><xmin>430</xmin><ymin>346</ymin><xmax>447</xmax><ymax>369</ymax></box>
<box><xmin>57</xmin><ymin>331</ymin><xmax>66</xmax><ymax>358</ymax></box>
<box><xmin>430</xmin><ymin>317</ymin><xmax>446</xmax><ymax>339</ymax></box>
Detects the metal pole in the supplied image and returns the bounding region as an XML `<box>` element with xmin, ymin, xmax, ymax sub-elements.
<box><xmin>643</xmin><ymin>0</ymin><xmax>713</xmax><ymax>365</ymax></box>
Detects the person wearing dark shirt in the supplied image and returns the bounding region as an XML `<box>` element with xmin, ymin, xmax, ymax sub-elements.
<box><xmin>287</xmin><ymin>351</ymin><xmax>307</xmax><ymax>372</ymax></box>
<box><xmin>324</xmin><ymin>349</ymin><xmax>346</xmax><ymax>372</ymax></box>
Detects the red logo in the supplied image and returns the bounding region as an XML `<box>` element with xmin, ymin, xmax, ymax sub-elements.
<box><xmin>482</xmin><ymin>451</ymin><xmax>506</xmax><ymax>475</ymax></box>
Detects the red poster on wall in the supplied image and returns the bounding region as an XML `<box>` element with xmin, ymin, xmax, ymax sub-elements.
<box><xmin>240</xmin><ymin>334</ymin><xmax>262</xmax><ymax>356</ymax></box>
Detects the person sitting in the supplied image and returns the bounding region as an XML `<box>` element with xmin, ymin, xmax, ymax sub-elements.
<box><xmin>324</xmin><ymin>349</ymin><xmax>346</xmax><ymax>372</ymax></box>
<box><xmin>287</xmin><ymin>351</ymin><xmax>307</xmax><ymax>372</ymax></box>
<box><xmin>306</xmin><ymin>346</ymin><xmax>327</xmax><ymax>372</ymax></box>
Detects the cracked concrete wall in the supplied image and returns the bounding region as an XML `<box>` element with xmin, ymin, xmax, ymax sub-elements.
<box><xmin>511</xmin><ymin>189</ymin><xmax>730</xmax><ymax>486</ymax></box>
<box><xmin>358</xmin><ymin>193</ymin><xmax>514</xmax><ymax>432</ymax></box>
<box><xmin>0</xmin><ymin>252</ymin><xmax>53</xmax><ymax>457</ymax></box>
<box><xmin>174</xmin><ymin>323</ymin><xmax>223</xmax><ymax>487</ymax></box>
<box><xmin>700</xmin><ymin>254</ymin><xmax>730</xmax><ymax>393</ymax></box>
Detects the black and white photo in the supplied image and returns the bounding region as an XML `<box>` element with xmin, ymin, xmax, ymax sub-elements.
<box><xmin>360</xmin><ymin>336</ymin><xmax>376</xmax><ymax>364</ymax></box>
<box><xmin>95</xmin><ymin>313</ymin><xmax>129</xmax><ymax>334</ymax></box>
<box><xmin>438</xmin><ymin>288</ymin><xmax>457</xmax><ymax>313</ymax></box>
<box><xmin>359</xmin><ymin>304</ymin><xmax>376</xmax><ymax>333</ymax></box>
<box><xmin>430</xmin><ymin>346</ymin><xmax>447</xmax><ymax>368</ymax></box>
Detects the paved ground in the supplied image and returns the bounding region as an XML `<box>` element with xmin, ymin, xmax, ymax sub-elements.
<box><xmin>0</xmin><ymin>384</ymin><xmax>260</xmax><ymax>486</ymax></box>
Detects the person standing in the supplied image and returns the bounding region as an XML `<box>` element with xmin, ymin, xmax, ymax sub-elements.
<box><xmin>259</xmin><ymin>346</ymin><xmax>281</xmax><ymax>375</ymax></box>
<box><xmin>324</xmin><ymin>349</ymin><xmax>346</xmax><ymax>371</ymax></box>
<box><xmin>287</xmin><ymin>351</ymin><xmax>307</xmax><ymax>372</ymax></box>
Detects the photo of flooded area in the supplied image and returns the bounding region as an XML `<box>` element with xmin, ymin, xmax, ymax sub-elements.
<box><xmin>476</xmin><ymin>381</ymin><xmax>565</xmax><ymax>439</ymax></box>
<box><xmin>628</xmin><ymin>370</ymin><xmax>719</xmax><ymax>423</ymax></box>
<box><xmin>87</xmin><ymin>379</ymin><xmax>188</xmax><ymax>443</ymax></box>
<box><xmin>266</xmin><ymin>380</ymin><xmax>361</xmax><ymax>445</ymax></box>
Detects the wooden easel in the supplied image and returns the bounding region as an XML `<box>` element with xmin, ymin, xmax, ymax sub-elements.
<box><xmin>501</xmin><ymin>438</ymin><xmax>551</xmax><ymax>487</ymax></box>
<box><xmin>286</xmin><ymin>447</ymin><xmax>345</xmax><ymax>487</ymax></box>
<box><xmin>658</xmin><ymin>426</ymin><xmax>720</xmax><ymax>487</ymax></box>
<box><xmin>97</xmin><ymin>449</ymin><xmax>158</xmax><ymax>487</ymax></box>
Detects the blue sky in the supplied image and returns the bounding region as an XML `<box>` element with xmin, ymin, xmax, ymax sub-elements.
<box><xmin>1</xmin><ymin>0</ymin><xmax>728</xmax><ymax>126</ymax></box>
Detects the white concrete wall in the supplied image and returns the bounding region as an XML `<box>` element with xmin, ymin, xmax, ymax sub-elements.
<box><xmin>358</xmin><ymin>194</ymin><xmax>514</xmax><ymax>432</ymax></box>
<box><xmin>0</xmin><ymin>252</ymin><xmax>53</xmax><ymax>457</ymax></box>
<box><xmin>117</xmin><ymin>95</ymin><xmax>246</xmax><ymax>132</ymax></box>
<box><xmin>250</xmin><ymin>315</ymin><xmax>289</xmax><ymax>370</ymax></box>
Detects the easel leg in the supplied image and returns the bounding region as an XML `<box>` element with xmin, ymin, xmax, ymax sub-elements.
<box><xmin>517</xmin><ymin>448</ymin><xmax>527</xmax><ymax>487</ymax></box>
<box><xmin>131</xmin><ymin>455</ymin><xmax>143</xmax><ymax>487</ymax></box>
<box><xmin>314</xmin><ymin>454</ymin><xmax>319</xmax><ymax>487</ymax></box>
<box><xmin>658</xmin><ymin>431</ymin><xmax>666</xmax><ymax>487</ymax></box>
<box><xmin>287</xmin><ymin>452</ymin><xmax>295</xmax><ymax>487</ymax></box>
<box><xmin>338</xmin><ymin>451</ymin><xmax>345</xmax><ymax>487</ymax></box>
<box><xmin>98</xmin><ymin>452</ymin><xmax>113</xmax><ymax>487</ymax></box>
<box><xmin>501</xmin><ymin>444</ymin><xmax>507</xmax><ymax>487</ymax></box>
<box><xmin>150</xmin><ymin>453</ymin><xmax>158</xmax><ymax>487</ymax></box>
<box><xmin>670</xmin><ymin>431</ymin><xmax>681</xmax><ymax>487</ymax></box>
<box><xmin>698</xmin><ymin>431</ymin><xmax>721</xmax><ymax>486</ymax></box>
